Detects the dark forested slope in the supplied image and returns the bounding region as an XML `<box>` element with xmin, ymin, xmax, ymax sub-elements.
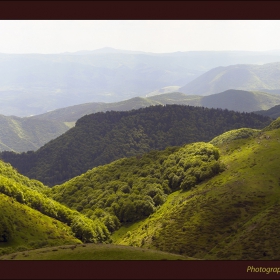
<box><xmin>0</xmin><ymin>105</ymin><xmax>271</xmax><ymax>186</ymax></box>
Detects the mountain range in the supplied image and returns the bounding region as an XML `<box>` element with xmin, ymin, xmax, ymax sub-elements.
<box><xmin>2</xmin><ymin>49</ymin><xmax>280</xmax><ymax>117</ymax></box>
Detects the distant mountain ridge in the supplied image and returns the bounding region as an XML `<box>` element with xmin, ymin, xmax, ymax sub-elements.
<box><xmin>31</xmin><ymin>90</ymin><xmax>280</xmax><ymax>124</ymax></box>
<box><xmin>180</xmin><ymin>62</ymin><xmax>280</xmax><ymax>96</ymax></box>
<box><xmin>30</xmin><ymin>93</ymin><xmax>199</xmax><ymax>123</ymax></box>
<box><xmin>2</xmin><ymin>50</ymin><xmax>280</xmax><ymax>116</ymax></box>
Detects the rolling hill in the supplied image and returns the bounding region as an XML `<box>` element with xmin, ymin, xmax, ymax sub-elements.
<box><xmin>180</xmin><ymin>62</ymin><xmax>280</xmax><ymax>96</ymax></box>
<box><xmin>0</xmin><ymin>105</ymin><xmax>271</xmax><ymax>186</ymax></box>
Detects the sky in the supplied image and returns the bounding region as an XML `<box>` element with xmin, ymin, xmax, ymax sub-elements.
<box><xmin>1</xmin><ymin>20</ymin><xmax>280</xmax><ymax>54</ymax></box>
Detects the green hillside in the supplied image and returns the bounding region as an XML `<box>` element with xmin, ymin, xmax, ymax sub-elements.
<box><xmin>0</xmin><ymin>114</ymin><xmax>69</xmax><ymax>152</ymax></box>
<box><xmin>111</xmin><ymin>119</ymin><xmax>280</xmax><ymax>260</ymax></box>
<box><xmin>180</xmin><ymin>62</ymin><xmax>280</xmax><ymax>96</ymax></box>
<box><xmin>0</xmin><ymin>159</ymin><xmax>112</xmax><ymax>256</ymax></box>
<box><xmin>0</xmin><ymin>105</ymin><xmax>271</xmax><ymax>186</ymax></box>
<box><xmin>0</xmin><ymin>194</ymin><xmax>81</xmax><ymax>256</ymax></box>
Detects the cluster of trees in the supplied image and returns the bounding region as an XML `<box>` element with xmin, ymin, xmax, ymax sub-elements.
<box><xmin>49</xmin><ymin>142</ymin><xmax>225</xmax><ymax>226</ymax></box>
<box><xmin>0</xmin><ymin>105</ymin><xmax>271</xmax><ymax>186</ymax></box>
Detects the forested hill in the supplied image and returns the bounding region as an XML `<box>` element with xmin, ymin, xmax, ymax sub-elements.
<box><xmin>0</xmin><ymin>105</ymin><xmax>271</xmax><ymax>186</ymax></box>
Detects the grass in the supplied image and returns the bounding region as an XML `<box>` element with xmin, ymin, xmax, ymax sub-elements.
<box><xmin>0</xmin><ymin>243</ymin><xmax>192</xmax><ymax>260</ymax></box>
<box><xmin>0</xmin><ymin>194</ymin><xmax>81</xmax><ymax>256</ymax></box>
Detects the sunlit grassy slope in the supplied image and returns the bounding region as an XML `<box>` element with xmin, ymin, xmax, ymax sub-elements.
<box><xmin>112</xmin><ymin>118</ymin><xmax>280</xmax><ymax>260</ymax></box>
<box><xmin>0</xmin><ymin>243</ymin><xmax>191</xmax><ymax>260</ymax></box>
<box><xmin>0</xmin><ymin>194</ymin><xmax>81</xmax><ymax>256</ymax></box>
<box><xmin>0</xmin><ymin>159</ymin><xmax>110</xmax><ymax>255</ymax></box>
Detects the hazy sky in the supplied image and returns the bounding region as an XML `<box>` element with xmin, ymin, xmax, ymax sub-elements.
<box><xmin>1</xmin><ymin>20</ymin><xmax>280</xmax><ymax>54</ymax></box>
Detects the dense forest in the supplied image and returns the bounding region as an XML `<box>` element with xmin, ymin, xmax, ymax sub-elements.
<box><xmin>0</xmin><ymin>105</ymin><xmax>271</xmax><ymax>186</ymax></box>
<box><xmin>48</xmin><ymin>142</ymin><xmax>225</xmax><ymax>229</ymax></box>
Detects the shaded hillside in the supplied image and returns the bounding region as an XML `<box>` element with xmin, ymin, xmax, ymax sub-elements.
<box><xmin>111</xmin><ymin>120</ymin><xmax>280</xmax><ymax>260</ymax></box>
<box><xmin>0</xmin><ymin>114</ymin><xmax>69</xmax><ymax>152</ymax></box>
<box><xmin>0</xmin><ymin>105</ymin><xmax>271</xmax><ymax>186</ymax></box>
<box><xmin>180</xmin><ymin>62</ymin><xmax>280</xmax><ymax>96</ymax></box>
<box><xmin>254</xmin><ymin>104</ymin><xmax>280</xmax><ymax>119</ymax></box>
<box><xmin>200</xmin><ymin>90</ymin><xmax>280</xmax><ymax>112</ymax></box>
